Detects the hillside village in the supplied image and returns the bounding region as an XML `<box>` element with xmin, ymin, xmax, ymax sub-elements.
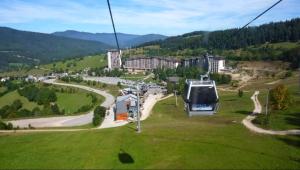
<box><xmin>0</xmin><ymin>1</ymin><xmax>299</xmax><ymax>169</ymax></box>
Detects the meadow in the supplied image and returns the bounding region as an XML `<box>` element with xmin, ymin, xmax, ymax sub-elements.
<box><xmin>0</xmin><ymin>90</ymin><xmax>299</xmax><ymax>169</ymax></box>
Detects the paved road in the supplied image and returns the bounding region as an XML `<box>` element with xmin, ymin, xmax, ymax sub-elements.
<box><xmin>8</xmin><ymin>79</ymin><xmax>115</xmax><ymax>128</ymax></box>
<box><xmin>1</xmin><ymin>91</ymin><xmax>171</xmax><ymax>133</ymax></box>
<box><xmin>83</xmin><ymin>76</ymin><xmax>136</xmax><ymax>86</ymax></box>
<box><xmin>242</xmin><ymin>91</ymin><xmax>300</xmax><ymax>135</ymax></box>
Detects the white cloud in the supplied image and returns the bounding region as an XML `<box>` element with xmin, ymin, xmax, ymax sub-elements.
<box><xmin>0</xmin><ymin>0</ymin><xmax>299</xmax><ymax>35</ymax></box>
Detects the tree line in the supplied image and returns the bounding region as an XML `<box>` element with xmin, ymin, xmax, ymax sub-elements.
<box><xmin>139</xmin><ymin>18</ymin><xmax>300</xmax><ymax>68</ymax></box>
<box><xmin>18</xmin><ymin>85</ymin><xmax>57</xmax><ymax>105</ymax></box>
<box><xmin>142</xmin><ymin>18</ymin><xmax>300</xmax><ymax>50</ymax></box>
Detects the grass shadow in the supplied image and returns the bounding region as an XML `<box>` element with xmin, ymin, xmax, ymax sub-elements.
<box><xmin>276</xmin><ymin>136</ymin><xmax>300</xmax><ymax>163</ymax></box>
<box><xmin>125</xmin><ymin>124</ymin><xmax>137</xmax><ymax>132</ymax></box>
<box><xmin>277</xmin><ymin>136</ymin><xmax>300</xmax><ymax>148</ymax></box>
<box><xmin>285</xmin><ymin>114</ymin><xmax>300</xmax><ymax>129</ymax></box>
<box><xmin>224</xmin><ymin>99</ymin><xmax>237</xmax><ymax>101</ymax></box>
<box><xmin>118</xmin><ymin>149</ymin><xmax>134</xmax><ymax>164</ymax></box>
<box><xmin>235</xmin><ymin>110</ymin><xmax>251</xmax><ymax>115</ymax></box>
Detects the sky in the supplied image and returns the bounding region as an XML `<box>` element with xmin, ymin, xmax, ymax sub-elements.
<box><xmin>0</xmin><ymin>0</ymin><xmax>299</xmax><ymax>36</ymax></box>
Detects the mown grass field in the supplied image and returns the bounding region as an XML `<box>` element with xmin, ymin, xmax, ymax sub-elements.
<box><xmin>56</xmin><ymin>92</ymin><xmax>93</xmax><ymax>115</ymax></box>
<box><xmin>0</xmin><ymin>90</ymin><xmax>299</xmax><ymax>169</ymax></box>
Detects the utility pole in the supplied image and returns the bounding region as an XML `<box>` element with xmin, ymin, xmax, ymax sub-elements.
<box><xmin>136</xmin><ymin>85</ymin><xmax>141</xmax><ymax>133</ymax></box>
<box><xmin>266</xmin><ymin>88</ymin><xmax>270</xmax><ymax>116</ymax></box>
<box><xmin>174</xmin><ymin>90</ymin><xmax>178</xmax><ymax>106</ymax></box>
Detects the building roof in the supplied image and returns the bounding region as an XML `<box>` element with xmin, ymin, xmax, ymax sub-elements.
<box><xmin>107</xmin><ymin>49</ymin><xmax>121</xmax><ymax>52</ymax></box>
<box><xmin>181</xmin><ymin>56</ymin><xmax>205</xmax><ymax>61</ymax></box>
<box><xmin>116</xmin><ymin>94</ymin><xmax>137</xmax><ymax>102</ymax></box>
<box><xmin>116</xmin><ymin>94</ymin><xmax>138</xmax><ymax>114</ymax></box>
<box><xmin>207</xmin><ymin>54</ymin><xmax>225</xmax><ymax>60</ymax></box>
<box><xmin>125</xmin><ymin>56</ymin><xmax>180</xmax><ymax>62</ymax></box>
<box><xmin>116</xmin><ymin>101</ymin><xmax>128</xmax><ymax>114</ymax></box>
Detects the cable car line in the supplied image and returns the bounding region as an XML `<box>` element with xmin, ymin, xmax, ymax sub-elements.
<box><xmin>233</xmin><ymin>0</ymin><xmax>283</xmax><ymax>37</ymax></box>
<box><xmin>107</xmin><ymin>0</ymin><xmax>120</xmax><ymax>52</ymax></box>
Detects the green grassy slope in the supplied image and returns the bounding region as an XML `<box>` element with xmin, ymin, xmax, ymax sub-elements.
<box><xmin>42</xmin><ymin>55</ymin><xmax>107</xmax><ymax>72</ymax></box>
<box><xmin>56</xmin><ymin>92</ymin><xmax>92</xmax><ymax>115</ymax></box>
<box><xmin>0</xmin><ymin>54</ymin><xmax>107</xmax><ymax>77</ymax></box>
<box><xmin>0</xmin><ymin>90</ymin><xmax>40</xmax><ymax>110</ymax></box>
<box><xmin>0</xmin><ymin>91</ymin><xmax>299</xmax><ymax>169</ymax></box>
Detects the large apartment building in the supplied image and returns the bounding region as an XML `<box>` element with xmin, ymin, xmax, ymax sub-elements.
<box><xmin>207</xmin><ymin>55</ymin><xmax>226</xmax><ymax>73</ymax></box>
<box><xmin>123</xmin><ymin>57</ymin><xmax>180</xmax><ymax>71</ymax></box>
<box><xmin>107</xmin><ymin>50</ymin><xmax>122</xmax><ymax>70</ymax></box>
<box><xmin>107</xmin><ymin>52</ymin><xmax>226</xmax><ymax>73</ymax></box>
<box><xmin>181</xmin><ymin>57</ymin><xmax>208</xmax><ymax>69</ymax></box>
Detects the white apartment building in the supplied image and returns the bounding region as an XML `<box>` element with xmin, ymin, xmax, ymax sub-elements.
<box><xmin>107</xmin><ymin>50</ymin><xmax>122</xmax><ymax>70</ymax></box>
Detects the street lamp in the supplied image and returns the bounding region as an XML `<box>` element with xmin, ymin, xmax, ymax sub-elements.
<box><xmin>266</xmin><ymin>88</ymin><xmax>270</xmax><ymax>116</ymax></box>
<box><xmin>174</xmin><ymin>90</ymin><xmax>178</xmax><ymax>106</ymax></box>
<box><xmin>136</xmin><ymin>85</ymin><xmax>141</xmax><ymax>133</ymax></box>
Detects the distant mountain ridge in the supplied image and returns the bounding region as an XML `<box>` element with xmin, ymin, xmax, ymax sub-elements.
<box><xmin>0</xmin><ymin>27</ymin><xmax>111</xmax><ymax>71</ymax></box>
<box><xmin>52</xmin><ymin>30</ymin><xmax>167</xmax><ymax>48</ymax></box>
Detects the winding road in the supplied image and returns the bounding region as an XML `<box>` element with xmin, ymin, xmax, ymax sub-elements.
<box><xmin>242</xmin><ymin>91</ymin><xmax>300</xmax><ymax>135</ymax></box>
<box><xmin>8</xmin><ymin>79</ymin><xmax>115</xmax><ymax>128</ymax></box>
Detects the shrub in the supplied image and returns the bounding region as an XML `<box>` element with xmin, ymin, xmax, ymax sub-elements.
<box><xmin>12</xmin><ymin>99</ymin><xmax>22</xmax><ymax>111</ymax></box>
<box><xmin>253</xmin><ymin>114</ymin><xmax>269</xmax><ymax>127</ymax></box>
<box><xmin>117</xmin><ymin>82</ymin><xmax>122</xmax><ymax>88</ymax></box>
<box><xmin>0</xmin><ymin>121</ymin><xmax>14</xmax><ymax>130</ymax></box>
<box><xmin>41</xmin><ymin>105</ymin><xmax>52</xmax><ymax>115</ymax></box>
<box><xmin>0</xmin><ymin>121</ymin><xmax>7</xmax><ymax>130</ymax></box>
<box><xmin>285</xmin><ymin>71</ymin><xmax>292</xmax><ymax>78</ymax></box>
<box><xmin>94</xmin><ymin>106</ymin><xmax>106</xmax><ymax>117</ymax></box>
<box><xmin>0</xmin><ymin>105</ymin><xmax>11</xmax><ymax>118</ymax></box>
<box><xmin>93</xmin><ymin>114</ymin><xmax>101</xmax><ymax>126</ymax></box>
<box><xmin>17</xmin><ymin>109</ymin><xmax>33</xmax><ymax>117</ymax></box>
<box><xmin>92</xmin><ymin>106</ymin><xmax>106</xmax><ymax>126</ymax></box>
<box><xmin>28</xmin><ymin>124</ymin><xmax>35</xmax><ymax>129</ymax></box>
<box><xmin>77</xmin><ymin>105</ymin><xmax>93</xmax><ymax>113</ymax></box>
<box><xmin>32</xmin><ymin>107</ymin><xmax>41</xmax><ymax>116</ymax></box>
<box><xmin>270</xmin><ymin>84</ymin><xmax>292</xmax><ymax>110</ymax></box>
<box><xmin>7</xmin><ymin>122</ymin><xmax>13</xmax><ymax>130</ymax></box>
<box><xmin>238</xmin><ymin>90</ymin><xmax>243</xmax><ymax>97</ymax></box>
<box><xmin>51</xmin><ymin>104</ymin><xmax>62</xmax><ymax>115</ymax></box>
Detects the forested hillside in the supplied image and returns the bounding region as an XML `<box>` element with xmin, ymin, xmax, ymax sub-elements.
<box><xmin>138</xmin><ymin>18</ymin><xmax>300</xmax><ymax>68</ymax></box>
<box><xmin>141</xmin><ymin>18</ymin><xmax>300</xmax><ymax>50</ymax></box>
<box><xmin>0</xmin><ymin>27</ymin><xmax>111</xmax><ymax>71</ymax></box>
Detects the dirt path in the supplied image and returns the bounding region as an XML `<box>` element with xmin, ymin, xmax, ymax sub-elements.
<box><xmin>265</xmin><ymin>80</ymin><xmax>281</xmax><ymax>85</ymax></box>
<box><xmin>242</xmin><ymin>91</ymin><xmax>300</xmax><ymax>135</ymax></box>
